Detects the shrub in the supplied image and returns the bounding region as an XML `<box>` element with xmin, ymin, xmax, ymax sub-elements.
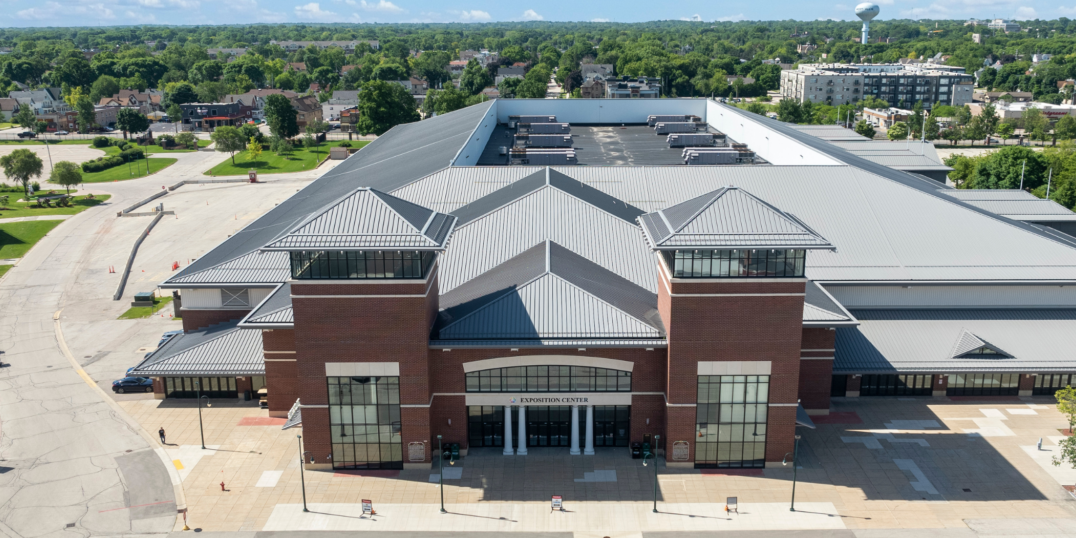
<box><xmin>81</xmin><ymin>155</ymin><xmax>125</xmax><ymax>173</ymax></box>
<box><xmin>31</xmin><ymin>181</ymin><xmax>40</xmax><ymax>191</ymax></box>
<box><xmin>119</xmin><ymin>148</ymin><xmax>145</xmax><ymax>162</ymax></box>
<box><xmin>338</xmin><ymin>141</ymin><xmax>351</xmax><ymax>148</ymax></box>
<box><xmin>92</xmin><ymin>136</ymin><xmax>111</xmax><ymax>148</ymax></box>
<box><xmin>157</xmin><ymin>134</ymin><xmax>176</xmax><ymax>147</ymax></box>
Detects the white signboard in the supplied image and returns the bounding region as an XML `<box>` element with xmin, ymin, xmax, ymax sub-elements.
<box><xmin>465</xmin><ymin>392</ymin><xmax>632</xmax><ymax>406</ymax></box>
<box><xmin>551</xmin><ymin>495</ymin><xmax>563</xmax><ymax>511</ymax></box>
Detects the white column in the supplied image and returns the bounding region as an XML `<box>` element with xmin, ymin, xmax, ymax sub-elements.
<box><xmin>503</xmin><ymin>406</ymin><xmax>514</xmax><ymax>455</ymax></box>
<box><xmin>517</xmin><ymin>406</ymin><xmax>528</xmax><ymax>455</ymax></box>
<box><xmin>583</xmin><ymin>405</ymin><xmax>595</xmax><ymax>455</ymax></box>
<box><xmin>569</xmin><ymin>405</ymin><xmax>581</xmax><ymax>455</ymax></box>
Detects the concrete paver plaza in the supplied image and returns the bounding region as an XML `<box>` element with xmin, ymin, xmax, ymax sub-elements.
<box><xmin>116</xmin><ymin>394</ymin><xmax>1076</xmax><ymax>534</ymax></box>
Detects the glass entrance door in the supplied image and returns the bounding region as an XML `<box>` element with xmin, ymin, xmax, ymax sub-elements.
<box><xmin>467</xmin><ymin>406</ymin><xmax>504</xmax><ymax>448</ymax></box>
<box><xmin>527</xmin><ymin>406</ymin><xmax>570</xmax><ymax>447</ymax></box>
<box><xmin>593</xmin><ymin>406</ymin><xmax>630</xmax><ymax>447</ymax></box>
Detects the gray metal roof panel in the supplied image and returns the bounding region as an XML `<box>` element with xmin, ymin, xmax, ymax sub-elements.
<box><xmin>429</xmin><ymin>339</ymin><xmax>668</xmax><ymax>348</ymax></box>
<box><xmin>167</xmin><ymin>251</ymin><xmax>291</xmax><ymax>285</ymax></box>
<box><xmin>941</xmin><ymin>189</ymin><xmax>1040</xmax><ymax>201</ymax></box>
<box><xmin>241</xmin><ymin>282</ymin><xmax>294</xmax><ymax>326</ymax></box>
<box><xmin>803</xmin><ymin>281</ymin><xmax>855</xmax><ymax>323</ymax></box>
<box><xmin>130</xmin><ymin>323</ymin><xmax>264</xmax><ymax>376</ymax></box>
<box><xmin>834</xmin><ymin>309</ymin><xmax>1076</xmax><ymax>373</ymax></box>
<box><xmin>959</xmin><ymin>200</ymin><xmax>1076</xmax><ymax>216</ymax></box>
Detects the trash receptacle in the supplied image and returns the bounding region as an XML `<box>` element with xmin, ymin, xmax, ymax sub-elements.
<box><xmin>642</xmin><ymin>442</ymin><xmax>651</xmax><ymax>457</ymax></box>
<box><xmin>631</xmin><ymin>442</ymin><xmax>642</xmax><ymax>459</ymax></box>
<box><xmin>244</xmin><ymin>390</ymin><xmax>251</xmax><ymax>401</ymax></box>
<box><xmin>450</xmin><ymin>443</ymin><xmax>461</xmax><ymax>460</ymax></box>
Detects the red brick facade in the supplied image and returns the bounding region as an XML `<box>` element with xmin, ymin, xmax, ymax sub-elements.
<box><xmin>798</xmin><ymin>328</ymin><xmax>835</xmax><ymax>413</ymax></box>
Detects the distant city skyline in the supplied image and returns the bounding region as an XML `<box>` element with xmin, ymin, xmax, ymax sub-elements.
<box><xmin>0</xmin><ymin>0</ymin><xmax>1062</xmax><ymax>28</ymax></box>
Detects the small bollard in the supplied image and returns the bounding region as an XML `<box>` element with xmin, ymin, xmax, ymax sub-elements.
<box><xmin>1038</xmin><ymin>438</ymin><xmax>1043</xmax><ymax>451</ymax></box>
<box><xmin>220</xmin><ymin>481</ymin><xmax>225</xmax><ymax>491</ymax></box>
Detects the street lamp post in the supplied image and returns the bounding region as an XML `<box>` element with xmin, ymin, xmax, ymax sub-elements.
<box><xmin>195</xmin><ymin>381</ymin><xmax>209</xmax><ymax>449</ymax></box>
<box><xmin>782</xmin><ymin>434</ymin><xmax>802</xmax><ymax>512</ymax></box>
<box><xmin>642</xmin><ymin>434</ymin><xmax>660</xmax><ymax>513</ymax></box>
<box><xmin>438</xmin><ymin>435</ymin><xmax>446</xmax><ymax>514</ymax></box>
<box><xmin>297</xmin><ymin>434</ymin><xmax>309</xmax><ymax>512</ymax></box>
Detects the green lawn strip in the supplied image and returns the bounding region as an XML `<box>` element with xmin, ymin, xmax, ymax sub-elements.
<box><xmin>0</xmin><ymin>265</ymin><xmax>11</xmax><ymax>279</ymax></box>
<box><xmin>77</xmin><ymin>158</ymin><xmax>177</xmax><ymax>183</ymax></box>
<box><xmin>0</xmin><ymin>139</ymin><xmax>96</xmax><ymax>145</ymax></box>
<box><xmin>0</xmin><ymin>219</ymin><xmax>63</xmax><ymax>259</ymax></box>
<box><xmin>204</xmin><ymin>140</ymin><xmax>368</xmax><ymax>176</ymax></box>
<box><xmin>0</xmin><ymin>194</ymin><xmax>110</xmax><ymax>219</ymax></box>
<box><xmin>118</xmin><ymin>296</ymin><xmax>174</xmax><ymax>320</ymax></box>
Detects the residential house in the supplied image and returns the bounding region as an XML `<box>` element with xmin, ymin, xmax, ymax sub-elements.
<box><xmin>606</xmin><ymin>77</ymin><xmax>661</xmax><ymax>98</ymax></box>
<box><xmin>9</xmin><ymin>88</ymin><xmax>67</xmax><ymax>115</ymax></box>
<box><xmin>974</xmin><ymin>90</ymin><xmax>1034</xmax><ymax>104</ymax></box>
<box><xmin>270</xmin><ymin>40</ymin><xmax>379</xmax><ymax>53</ymax></box>
<box><xmin>179</xmin><ymin>102</ymin><xmax>246</xmax><ymax>130</ymax></box>
<box><xmin>480</xmin><ymin>87</ymin><xmax>500</xmax><ymax>99</ymax></box>
<box><xmin>862</xmin><ymin>107</ymin><xmax>912</xmax><ymax>129</ymax></box>
<box><xmin>797</xmin><ymin>43</ymin><xmax>818</xmax><ymax>54</ymax></box>
<box><xmin>291</xmin><ymin>95</ymin><xmax>323</xmax><ymax>130</ymax></box>
<box><xmin>1033</xmin><ymin>54</ymin><xmax>1053</xmax><ymax>64</ymax></box>
<box><xmin>98</xmin><ymin>90</ymin><xmax>163</xmax><ymax>113</ymax></box>
<box><xmin>0</xmin><ymin>98</ymin><xmax>18</xmax><ymax>121</ymax></box>
<box><xmin>339</xmin><ymin>107</ymin><xmax>360</xmax><ymax>133</ymax></box>
<box><xmin>95</xmin><ymin>105</ymin><xmax>139</xmax><ymax>129</ymax></box>
<box><xmin>495</xmin><ymin>66</ymin><xmax>526</xmax><ymax>85</ymax></box>
<box><xmin>449</xmin><ymin>60</ymin><xmax>468</xmax><ymax>75</ymax></box>
<box><xmin>459</xmin><ymin>49</ymin><xmax>499</xmax><ymax>67</ymax></box>
<box><xmin>287</xmin><ymin>63</ymin><xmax>307</xmax><ymax>73</ymax></box>
<box><xmin>341</xmin><ymin>65</ymin><xmax>359</xmax><ymax>75</ymax></box>
<box><xmin>579</xmin><ymin>78</ymin><xmax>606</xmax><ymax>99</ymax></box>
<box><xmin>222</xmin><ymin>89</ymin><xmax>298</xmax><ymax>120</ymax></box>
<box><xmin>580</xmin><ymin>63</ymin><xmax>614</xmax><ymax>81</ymax></box>
<box><xmin>322</xmin><ymin>90</ymin><xmax>360</xmax><ymax>121</ymax></box>
<box><xmin>208</xmin><ymin>48</ymin><xmax>249</xmax><ymax>61</ymax></box>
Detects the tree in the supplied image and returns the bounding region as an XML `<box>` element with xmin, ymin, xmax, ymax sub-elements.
<box><xmin>0</xmin><ymin>149</ymin><xmax>43</xmax><ymax>197</ymax></box>
<box><xmin>498</xmin><ymin>77</ymin><xmax>524</xmax><ymax>98</ymax></box>
<box><xmin>955</xmin><ymin>105</ymin><xmax>972</xmax><ymax>127</ymax></box>
<box><xmin>167</xmin><ymin>103</ymin><xmax>184</xmax><ymax>134</ymax></box>
<box><xmin>115</xmin><ymin>108</ymin><xmax>148</xmax><ymax>140</ymax></box>
<box><xmin>964</xmin><ymin>117</ymin><xmax>986</xmax><ymax>146</ymax></box>
<box><xmin>1052</xmin><ymin>386</ymin><xmax>1076</xmax><ymax>470</ymax></box>
<box><xmin>980</xmin><ymin>103</ymin><xmax>999</xmax><ymax>140</ymax></box>
<box><xmin>745</xmin><ymin>102</ymin><xmax>767</xmax><ymax>115</ymax></box>
<box><xmin>425</xmin><ymin>85</ymin><xmax>468</xmax><ymax>116</ymax></box>
<box><xmin>13</xmin><ymin>105</ymin><xmax>35</xmax><ymax>130</ymax></box>
<box><xmin>264</xmin><ymin>94</ymin><xmax>300</xmax><ymax>139</ymax></box>
<box><xmin>854</xmin><ymin>120</ymin><xmax>875</xmax><ymax>139</ymax></box>
<box><xmin>942</xmin><ymin>127</ymin><xmax>963</xmax><ymax>146</ymax></box>
<box><xmin>176</xmin><ymin>132</ymin><xmax>197</xmax><ymax>150</ymax></box>
<box><xmin>459</xmin><ymin>59</ymin><xmax>493</xmax><ymax>96</ymax></box>
<box><xmin>211</xmin><ymin>125</ymin><xmax>247</xmax><ymax>165</ymax></box>
<box><xmin>75</xmin><ymin>95</ymin><xmax>97</xmax><ymax>134</ymax></box>
<box><xmin>1057</xmin><ymin>116</ymin><xmax>1076</xmax><ymax>141</ymax></box>
<box><xmin>246</xmin><ymin>136</ymin><xmax>262</xmax><ymax>164</ymax></box>
<box><xmin>313</xmin><ymin>66</ymin><xmax>339</xmax><ymax>88</ymax></box>
<box><xmin>777</xmin><ymin>99</ymin><xmax>803</xmax><ymax>123</ymax></box>
<box><xmin>89</xmin><ymin>75</ymin><xmax>120</xmax><ymax>103</ymax></box>
<box><xmin>413</xmin><ymin>51</ymin><xmax>451</xmax><ymax>88</ymax></box>
<box><xmin>924</xmin><ymin>113</ymin><xmax>940</xmax><ymax>141</ymax></box>
<box><xmin>49</xmin><ymin>161</ymin><xmax>82</xmax><ymax>194</ymax></box>
<box><xmin>997</xmin><ymin>121</ymin><xmax>1016</xmax><ymax>140</ymax></box>
<box><xmin>974</xmin><ymin>146</ymin><xmax>1049</xmax><ymax>190</ymax></box>
<box><xmin>943</xmin><ymin>153</ymin><xmax>978</xmax><ymax>188</ymax></box>
<box><xmin>356</xmin><ymin>80</ymin><xmax>419</xmax><ymax>136</ymax></box>
<box><xmin>34</xmin><ymin>121</ymin><xmax>47</xmax><ymax>135</ymax></box>
<box><xmin>1023</xmin><ymin>108</ymin><xmax>1048</xmax><ymax>146</ymax></box>
<box><xmin>168</xmin><ymin>82</ymin><xmax>198</xmax><ymax>105</ymax></box>
<box><xmin>910</xmin><ymin>101</ymin><xmax>925</xmax><ymax>140</ymax></box>
<box><xmin>887</xmin><ymin>121</ymin><xmax>909</xmax><ymax>141</ymax></box>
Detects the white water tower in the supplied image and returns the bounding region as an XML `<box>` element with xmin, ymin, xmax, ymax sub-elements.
<box><xmin>855</xmin><ymin>3</ymin><xmax>880</xmax><ymax>44</ymax></box>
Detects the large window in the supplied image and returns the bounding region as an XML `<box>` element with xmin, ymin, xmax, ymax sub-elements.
<box><xmin>662</xmin><ymin>249</ymin><xmax>806</xmax><ymax>279</ymax></box>
<box><xmin>328</xmin><ymin>376</ymin><xmax>403</xmax><ymax>469</ymax></box>
<box><xmin>1034</xmin><ymin>374</ymin><xmax>1075</xmax><ymax>396</ymax></box>
<box><xmin>165</xmin><ymin>377</ymin><xmax>237</xmax><ymax>398</ymax></box>
<box><xmin>860</xmin><ymin>374</ymin><xmax>934</xmax><ymax>396</ymax></box>
<box><xmin>465</xmin><ymin>366</ymin><xmax>631</xmax><ymax>393</ymax></box>
<box><xmin>467</xmin><ymin>406</ymin><xmax>505</xmax><ymax>448</ymax></box>
<box><xmin>290</xmin><ymin>250</ymin><xmax>435</xmax><ymax>280</ymax></box>
<box><xmin>695</xmin><ymin>375</ymin><xmax>769</xmax><ymax>469</ymax></box>
<box><xmin>947</xmin><ymin>373</ymin><xmax>1019</xmax><ymax>396</ymax></box>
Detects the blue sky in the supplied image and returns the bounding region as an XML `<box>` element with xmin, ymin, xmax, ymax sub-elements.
<box><xmin>0</xmin><ymin>0</ymin><xmax>1066</xmax><ymax>28</ymax></box>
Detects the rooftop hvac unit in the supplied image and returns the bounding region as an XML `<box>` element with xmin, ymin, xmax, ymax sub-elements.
<box><xmin>509</xmin><ymin>148</ymin><xmax>577</xmax><ymax>165</ymax></box>
<box><xmin>647</xmin><ymin>114</ymin><xmax>702</xmax><ymax>126</ymax></box>
<box><xmin>731</xmin><ymin>143</ymin><xmax>748</xmax><ymax>150</ymax></box>
<box><xmin>655</xmin><ymin>122</ymin><xmax>700</xmax><ymax>135</ymax></box>
<box><xmin>499</xmin><ymin>146</ymin><xmax>508</xmax><ymax>155</ymax></box>
<box><xmin>514</xmin><ymin>134</ymin><xmax>573</xmax><ymax>148</ymax></box>
<box><xmin>513</xmin><ymin>115</ymin><xmax>557</xmax><ymax>123</ymax></box>
<box><xmin>521</xmin><ymin>122</ymin><xmax>571</xmax><ymax>134</ymax></box>
<box><xmin>508</xmin><ymin>120</ymin><xmax>518</xmax><ymax>129</ymax></box>
<box><xmin>667</xmin><ymin>133</ymin><xmax>717</xmax><ymax>148</ymax></box>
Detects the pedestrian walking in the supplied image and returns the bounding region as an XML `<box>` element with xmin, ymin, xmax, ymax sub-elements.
<box><xmin>159</xmin><ymin>427</ymin><xmax>166</xmax><ymax>444</ymax></box>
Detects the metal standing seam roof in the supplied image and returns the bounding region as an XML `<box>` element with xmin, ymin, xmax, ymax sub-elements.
<box><xmin>834</xmin><ymin>309</ymin><xmax>1076</xmax><ymax>373</ymax></box>
<box><xmin>850</xmin><ymin>154</ymin><xmax>953</xmax><ymax>171</ymax></box>
<box><xmin>803</xmin><ymin>281</ymin><xmax>858</xmax><ymax>326</ymax></box>
<box><xmin>940</xmin><ymin>189</ymin><xmax>1040</xmax><ymax>201</ymax></box>
<box><xmin>261</xmin><ymin>188</ymin><xmax>457</xmax><ymax>251</ymax></box>
<box><xmin>239</xmin><ymin>282</ymin><xmax>294</xmax><ymax>328</ymax></box>
<box><xmin>788</xmin><ymin>124</ymin><xmax>871</xmax><ymax>141</ymax></box>
<box><xmin>950</xmin><ymin>328</ymin><xmax>1010</xmax><ymax>358</ymax></box>
<box><xmin>167</xmin><ymin>251</ymin><xmax>292</xmax><ymax>287</ymax></box>
<box><xmin>637</xmin><ymin>186</ymin><xmax>834</xmax><ymax>250</ymax></box>
<box><xmin>129</xmin><ymin>322</ymin><xmax>265</xmax><ymax>376</ymax></box>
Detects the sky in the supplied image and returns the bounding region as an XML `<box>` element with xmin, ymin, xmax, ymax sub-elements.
<box><xmin>0</xmin><ymin>0</ymin><xmax>1068</xmax><ymax>28</ymax></box>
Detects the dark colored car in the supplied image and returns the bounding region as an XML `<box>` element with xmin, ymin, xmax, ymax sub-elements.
<box><xmin>112</xmin><ymin>377</ymin><xmax>153</xmax><ymax>393</ymax></box>
<box><xmin>16</xmin><ymin>131</ymin><xmax>35</xmax><ymax>138</ymax></box>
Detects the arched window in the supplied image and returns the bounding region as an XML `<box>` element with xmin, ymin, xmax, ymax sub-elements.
<box><xmin>465</xmin><ymin>366</ymin><xmax>631</xmax><ymax>393</ymax></box>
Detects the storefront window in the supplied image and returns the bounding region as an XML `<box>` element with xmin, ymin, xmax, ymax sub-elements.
<box><xmin>465</xmin><ymin>366</ymin><xmax>631</xmax><ymax>393</ymax></box>
<box><xmin>165</xmin><ymin>377</ymin><xmax>237</xmax><ymax>398</ymax></box>
<box><xmin>662</xmin><ymin>249</ymin><xmax>806</xmax><ymax>278</ymax></box>
<box><xmin>860</xmin><ymin>374</ymin><xmax>933</xmax><ymax>396</ymax></box>
<box><xmin>290</xmin><ymin>250</ymin><xmax>435</xmax><ymax>280</ymax></box>
<box><xmin>328</xmin><ymin>376</ymin><xmax>403</xmax><ymax>469</ymax></box>
<box><xmin>695</xmin><ymin>375</ymin><xmax>769</xmax><ymax>469</ymax></box>
<box><xmin>1034</xmin><ymin>374</ymin><xmax>1076</xmax><ymax>396</ymax></box>
<box><xmin>946</xmin><ymin>373</ymin><xmax>1019</xmax><ymax>396</ymax></box>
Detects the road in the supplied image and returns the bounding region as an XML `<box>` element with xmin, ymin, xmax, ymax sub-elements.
<box><xmin>0</xmin><ymin>146</ymin><xmax>338</xmax><ymax>538</ymax></box>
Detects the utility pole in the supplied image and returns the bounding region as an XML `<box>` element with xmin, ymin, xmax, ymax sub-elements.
<box><xmin>1020</xmin><ymin>160</ymin><xmax>1026</xmax><ymax>190</ymax></box>
<box><xmin>1047</xmin><ymin>167</ymin><xmax>1053</xmax><ymax>197</ymax></box>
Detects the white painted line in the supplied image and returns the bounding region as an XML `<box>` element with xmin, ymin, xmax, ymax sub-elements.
<box><xmin>1006</xmin><ymin>408</ymin><xmax>1037</xmax><ymax>415</ymax></box>
<box><xmin>256</xmin><ymin>470</ymin><xmax>283</xmax><ymax>488</ymax></box>
<box><xmin>980</xmin><ymin>408</ymin><xmax>1006</xmax><ymax>419</ymax></box>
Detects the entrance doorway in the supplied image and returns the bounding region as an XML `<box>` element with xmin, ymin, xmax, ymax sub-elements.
<box><xmin>467</xmin><ymin>406</ymin><xmax>505</xmax><ymax>448</ymax></box>
<box><xmin>527</xmin><ymin>406</ymin><xmax>571</xmax><ymax>447</ymax></box>
<box><xmin>593</xmin><ymin>406</ymin><xmax>630</xmax><ymax>447</ymax></box>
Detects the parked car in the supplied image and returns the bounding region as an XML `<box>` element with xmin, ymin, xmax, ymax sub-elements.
<box><xmin>55</xmin><ymin>130</ymin><xmax>69</xmax><ymax>135</ymax></box>
<box><xmin>16</xmin><ymin>131</ymin><xmax>35</xmax><ymax>138</ymax></box>
<box><xmin>112</xmin><ymin>377</ymin><xmax>153</xmax><ymax>393</ymax></box>
<box><xmin>158</xmin><ymin>330</ymin><xmax>182</xmax><ymax>348</ymax></box>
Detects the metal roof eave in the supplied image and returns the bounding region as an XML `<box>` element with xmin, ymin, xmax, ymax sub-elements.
<box><xmin>429</xmin><ymin>339</ymin><xmax>668</xmax><ymax>349</ymax></box>
<box><xmin>237</xmin><ymin>321</ymin><xmax>295</xmax><ymax>329</ymax></box>
<box><xmin>258</xmin><ymin>244</ymin><xmax>449</xmax><ymax>252</ymax></box>
<box><xmin>648</xmin><ymin>243</ymin><xmax>837</xmax><ymax>251</ymax></box>
<box><xmin>161</xmin><ymin>282</ymin><xmax>281</xmax><ymax>289</ymax></box>
<box><xmin>803</xmin><ymin>319</ymin><xmax>860</xmax><ymax>328</ymax></box>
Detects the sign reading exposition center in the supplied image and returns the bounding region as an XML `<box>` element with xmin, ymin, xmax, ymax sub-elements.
<box><xmin>464</xmin><ymin>393</ymin><xmax>632</xmax><ymax>406</ymax></box>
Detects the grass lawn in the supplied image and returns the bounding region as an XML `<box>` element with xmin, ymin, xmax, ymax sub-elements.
<box><xmin>77</xmin><ymin>158</ymin><xmax>178</xmax><ymax>183</ymax></box>
<box><xmin>118</xmin><ymin>296</ymin><xmax>174</xmax><ymax>320</ymax></box>
<box><xmin>204</xmin><ymin>140</ymin><xmax>368</xmax><ymax>176</ymax></box>
<box><xmin>0</xmin><ymin>220</ymin><xmax>63</xmax><ymax>259</ymax></box>
<box><xmin>0</xmin><ymin>265</ymin><xmax>11</xmax><ymax>278</ymax></box>
<box><xmin>0</xmin><ymin>194</ymin><xmax>111</xmax><ymax>219</ymax></box>
<box><xmin>141</xmin><ymin>139</ymin><xmax>212</xmax><ymax>154</ymax></box>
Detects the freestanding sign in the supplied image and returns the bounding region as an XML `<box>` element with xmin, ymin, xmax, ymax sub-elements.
<box><xmin>551</xmin><ymin>495</ymin><xmax>563</xmax><ymax>512</ymax></box>
<box><xmin>361</xmin><ymin>499</ymin><xmax>373</xmax><ymax>515</ymax></box>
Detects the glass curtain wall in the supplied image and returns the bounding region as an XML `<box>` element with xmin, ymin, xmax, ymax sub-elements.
<box><xmin>859</xmin><ymin>375</ymin><xmax>934</xmax><ymax>396</ymax></box>
<box><xmin>465</xmin><ymin>366</ymin><xmax>631</xmax><ymax>392</ymax></box>
<box><xmin>290</xmin><ymin>250</ymin><xmax>435</xmax><ymax>280</ymax></box>
<box><xmin>946</xmin><ymin>374</ymin><xmax>1019</xmax><ymax>396</ymax></box>
<box><xmin>662</xmin><ymin>249</ymin><xmax>806</xmax><ymax>278</ymax></box>
<box><xmin>695</xmin><ymin>375</ymin><xmax>769</xmax><ymax>469</ymax></box>
<box><xmin>328</xmin><ymin>376</ymin><xmax>403</xmax><ymax>469</ymax></box>
<box><xmin>1034</xmin><ymin>374</ymin><xmax>1076</xmax><ymax>396</ymax></box>
<box><xmin>165</xmin><ymin>377</ymin><xmax>237</xmax><ymax>398</ymax></box>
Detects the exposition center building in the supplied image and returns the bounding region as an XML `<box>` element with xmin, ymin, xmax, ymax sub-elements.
<box><xmin>133</xmin><ymin>99</ymin><xmax>1076</xmax><ymax>471</ymax></box>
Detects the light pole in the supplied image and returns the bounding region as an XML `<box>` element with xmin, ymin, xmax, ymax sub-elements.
<box><xmin>642</xmin><ymin>434</ymin><xmax>660</xmax><ymax>513</ymax></box>
<box><xmin>297</xmin><ymin>434</ymin><xmax>309</xmax><ymax>512</ymax></box>
<box><xmin>782</xmin><ymin>434</ymin><xmax>802</xmax><ymax>512</ymax></box>
<box><xmin>195</xmin><ymin>381</ymin><xmax>210</xmax><ymax>449</ymax></box>
<box><xmin>438</xmin><ymin>435</ymin><xmax>446</xmax><ymax>514</ymax></box>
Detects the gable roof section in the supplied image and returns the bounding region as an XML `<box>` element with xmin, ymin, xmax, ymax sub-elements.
<box><xmin>951</xmin><ymin>329</ymin><xmax>1011</xmax><ymax>358</ymax></box>
<box><xmin>638</xmin><ymin>186</ymin><xmax>833</xmax><ymax>250</ymax></box>
<box><xmin>240</xmin><ymin>283</ymin><xmax>293</xmax><ymax>328</ymax></box>
<box><xmin>130</xmin><ymin>322</ymin><xmax>264</xmax><ymax>376</ymax></box>
<box><xmin>803</xmin><ymin>281</ymin><xmax>857</xmax><ymax>327</ymax></box>
<box><xmin>436</xmin><ymin>240</ymin><xmax>662</xmax><ymax>341</ymax></box>
<box><xmin>262</xmin><ymin>188</ymin><xmax>456</xmax><ymax>251</ymax></box>
<box><xmin>163</xmin><ymin>101</ymin><xmax>492</xmax><ymax>287</ymax></box>
<box><xmin>167</xmin><ymin>250</ymin><xmax>291</xmax><ymax>287</ymax></box>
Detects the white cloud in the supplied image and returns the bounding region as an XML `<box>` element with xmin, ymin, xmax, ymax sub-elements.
<box><xmin>294</xmin><ymin>2</ymin><xmax>337</xmax><ymax>20</ymax></box>
<box><xmin>458</xmin><ymin>9</ymin><xmax>490</xmax><ymax>21</ymax></box>
<box><xmin>899</xmin><ymin>3</ymin><xmax>951</xmax><ymax>18</ymax></box>
<box><xmin>1014</xmin><ymin>5</ymin><xmax>1037</xmax><ymax>18</ymax></box>
<box><xmin>126</xmin><ymin>9</ymin><xmax>158</xmax><ymax>21</ymax></box>
<box><xmin>1059</xmin><ymin>5</ymin><xmax>1076</xmax><ymax>14</ymax></box>
<box><xmin>681</xmin><ymin>14</ymin><xmax>703</xmax><ymax>21</ymax></box>
<box><xmin>359</xmin><ymin>0</ymin><xmax>403</xmax><ymax>12</ymax></box>
<box><xmin>591</xmin><ymin>17</ymin><xmax>610</xmax><ymax>22</ymax></box>
<box><xmin>716</xmin><ymin>13</ymin><xmax>745</xmax><ymax>21</ymax></box>
<box><xmin>350</xmin><ymin>12</ymin><xmax>362</xmax><ymax>21</ymax></box>
<box><xmin>872</xmin><ymin>0</ymin><xmax>894</xmax><ymax>5</ymax></box>
<box><xmin>17</xmin><ymin>6</ymin><xmax>53</xmax><ymax>19</ymax></box>
<box><xmin>521</xmin><ymin>9</ymin><xmax>543</xmax><ymax>20</ymax></box>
